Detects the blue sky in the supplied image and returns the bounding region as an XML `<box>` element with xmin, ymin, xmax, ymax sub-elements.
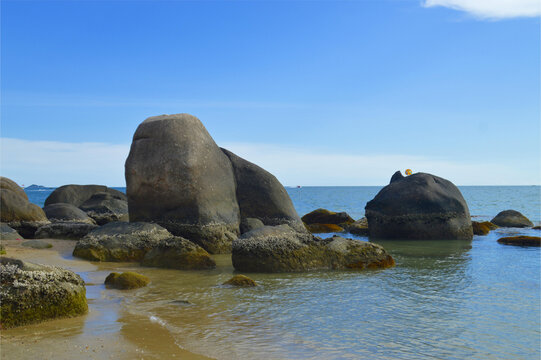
<box><xmin>1</xmin><ymin>0</ymin><xmax>539</xmax><ymax>186</ymax></box>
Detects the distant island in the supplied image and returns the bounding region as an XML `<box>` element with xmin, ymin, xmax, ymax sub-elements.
<box><xmin>24</xmin><ymin>184</ymin><xmax>54</xmax><ymax>190</ymax></box>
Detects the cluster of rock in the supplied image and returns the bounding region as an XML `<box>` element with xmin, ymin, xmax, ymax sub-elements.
<box><xmin>0</xmin><ymin>257</ymin><xmax>87</xmax><ymax>328</ymax></box>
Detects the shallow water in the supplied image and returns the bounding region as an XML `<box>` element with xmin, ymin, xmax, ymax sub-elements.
<box><xmin>8</xmin><ymin>185</ymin><xmax>540</xmax><ymax>359</ymax></box>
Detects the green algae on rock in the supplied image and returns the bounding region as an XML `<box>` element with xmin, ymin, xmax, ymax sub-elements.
<box><xmin>305</xmin><ymin>223</ymin><xmax>344</xmax><ymax>234</ymax></box>
<box><xmin>223</xmin><ymin>274</ymin><xmax>257</xmax><ymax>287</ymax></box>
<box><xmin>104</xmin><ymin>271</ymin><xmax>150</xmax><ymax>290</ymax></box>
<box><xmin>343</xmin><ymin>217</ymin><xmax>369</xmax><ymax>236</ymax></box>
<box><xmin>497</xmin><ymin>236</ymin><xmax>541</xmax><ymax>247</ymax></box>
<box><xmin>472</xmin><ymin>221</ymin><xmax>490</xmax><ymax>236</ymax></box>
<box><xmin>0</xmin><ymin>257</ymin><xmax>87</xmax><ymax>328</ymax></box>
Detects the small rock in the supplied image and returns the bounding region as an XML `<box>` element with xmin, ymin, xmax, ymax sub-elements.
<box><xmin>497</xmin><ymin>236</ymin><xmax>540</xmax><ymax>247</ymax></box>
<box><xmin>223</xmin><ymin>274</ymin><xmax>257</xmax><ymax>287</ymax></box>
<box><xmin>21</xmin><ymin>240</ymin><xmax>53</xmax><ymax>249</ymax></box>
<box><xmin>305</xmin><ymin>223</ymin><xmax>344</xmax><ymax>233</ymax></box>
<box><xmin>472</xmin><ymin>221</ymin><xmax>490</xmax><ymax>236</ymax></box>
<box><xmin>170</xmin><ymin>299</ymin><xmax>193</xmax><ymax>306</ymax></box>
<box><xmin>491</xmin><ymin>210</ymin><xmax>533</xmax><ymax>228</ymax></box>
<box><xmin>301</xmin><ymin>209</ymin><xmax>354</xmax><ymax>226</ymax></box>
<box><xmin>1</xmin><ymin>223</ymin><xmax>23</xmax><ymax>240</ymax></box>
<box><xmin>344</xmin><ymin>218</ymin><xmax>369</xmax><ymax>236</ymax></box>
<box><xmin>104</xmin><ymin>271</ymin><xmax>150</xmax><ymax>290</ymax></box>
<box><xmin>532</xmin><ymin>226</ymin><xmax>541</xmax><ymax>230</ymax></box>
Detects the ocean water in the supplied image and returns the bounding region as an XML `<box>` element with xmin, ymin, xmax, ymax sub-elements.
<box><xmin>22</xmin><ymin>186</ymin><xmax>541</xmax><ymax>359</ymax></box>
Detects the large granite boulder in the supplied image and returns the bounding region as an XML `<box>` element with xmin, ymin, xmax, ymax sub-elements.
<box><xmin>221</xmin><ymin>148</ymin><xmax>304</xmax><ymax>231</ymax></box>
<box><xmin>35</xmin><ymin>222</ymin><xmax>98</xmax><ymax>240</ymax></box>
<box><xmin>44</xmin><ymin>185</ymin><xmax>126</xmax><ymax>207</ymax></box>
<box><xmin>0</xmin><ymin>257</ymin><xmax>87</xmax><ymax>328</ymax></box>
<box><xmin>1</xmin><ymin>223</ymin><xmax>23</xmax><ymax>240</ymax></box>
<box><xmin>491</xmin><ymin>210</ymin><xmax>533</xmax><ymax>228</ymax></box>
<box><xmin>125</xmin><ymin>114</ymin><xmax>240</xmax><ymax>254</ymax></box>
<box><xmin>43</xmin><ymin>203</ymin><xmax>96</xmax><ymax>224</ymax></box>
<box><xmin>232</xmin><ymin>224</ymin><xmax>395</xmax><ymax>272</ymax></box>
<box><xmin>0</xmin><ymin>177</ymin><xmax>49</xmax><ymax>238</ymax></box>
<box><xmin>73</xmin><ymin>222</ymin><xmax>172</xmax><ymax>262</ymax></box>
<box><xmin>79</xmin><ymin>192</ymin><xmax>128</xmax><ymax>225</ymax></box>
<box><xmin>365</xmin><ymin>172</ymin><xmax>473</xmax><ymax>240</ymax></box>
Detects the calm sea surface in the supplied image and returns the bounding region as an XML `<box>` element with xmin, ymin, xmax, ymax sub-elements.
<box><xmin>24</xmin><ymin>186</ymin><xmax>541</xmax><ymax>359</ymax></box>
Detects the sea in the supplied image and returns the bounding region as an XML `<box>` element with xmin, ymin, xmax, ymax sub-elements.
<box><xmin>22</xmin><ymin>186</ymin><xmax>541</xmax><ymax>359</ymax></box>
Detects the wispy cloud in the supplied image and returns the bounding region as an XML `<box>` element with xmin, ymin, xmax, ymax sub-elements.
<box><xmin>422</xmin><ymin>0</ymin><xmax>541</xmax><ymax>19</ymax></box>
<box><xmin>1</xmin><ymin>138</ymin><xmax>537</xmax><ymax>187</ymax></box>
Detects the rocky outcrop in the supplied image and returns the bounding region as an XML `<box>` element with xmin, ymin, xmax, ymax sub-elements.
<box><xmin>222</xmin><ymin>148</ymin><xmax>305</xmax><ymax>231</ymax></box>
<box><xmin>302</xmin><ymin>209</ymin><xmax>354</xmax><ymax>226</ymax></box>
<box><xmin>73</xmin><ymin>222</ymin><xmax>172</xmax><ymax>262</ymax></box>
<box><xmin>79</xmin><ymin>192</ymin><xmax>128</xmax><ymax>225</ymax></box>
<box><xmin>0</xmin><ymin>223</ymin><xmax>22</xmax><ymax>240</ymax></box>
<box><xmin>141</xmin><ymin>237</ymin><xmax>216</xmax><ymax>270</ymax></box>
<box><xmin>105</xmin><ymin>272</ymin><xmax>150</xmax><ymax>290</ymax></box>
<box><xmin>365</xmin><ymin>172</ymin><xmax>473</xmax><ymax>240</ymax></box>
<box><xmin>0</xmin><ymin>257</ymin><xmax>87</xmax><ymax>328</ymax></box>
<box><xmin>491</xmin><ymin>210</ymin><xmax>533</xmax><ymax>228</ymax></box>
<box><xmin>0</xmin><ymin>177</ymin><xmax>49</xmax><ymax>238</ymax></box>
<box><xmin>44</xmin><ymin>185</ymin><xmax>126</xmax><ymax>207</ymax></box>
<box><xmin>232</xmin><ymin>224</ymin><xmax>395</xmax><ymax>272</ymax></box>
<box><xmin>472</xmin><ymin>221</ymin><xmax>490</xmax><ymax>235</ymax></box>
<box><xmin>305</xmin><ymin>223</ymin><xmax>344</xmax><ymax>233</ymax></box>
<box><xmin>125</xmin><ymin>114</ymin><xmax>240</xmax><ymax>254</ymax></box>
<box><xmin>223</xmin><ymin>275</ymin><xmax>257</xmax><ymax>287</ymax></box>
<box><xmin>390</xmin><ymin>171</ymin><xmax>404</xmax><ymax>183</ymax></box>
<box><xmin>43</xmin><ymin>203</ymin><xmax>96</xmax><ymax>224</ymax></box>
<box><xmin>35</xmin><ymin>222</ymin><xmax>98</xmax><ymax>240</ymax></box>
<box><xmin>344</xmin><ymin>217</ymin><xmax>369</xmax><ymax>236</ymax></box>
<box><xmin>497</xmin><ymin>236</ymin><xmax>540</xmax><ymax>247</ymax></box>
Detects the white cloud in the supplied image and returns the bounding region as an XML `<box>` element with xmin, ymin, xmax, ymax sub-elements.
<box><xmin>423</xmin><ymin>0</ymin><xmax>541</xmax><ymax>19</ymax></box>
<box><xmin>0</xmin><ymin>138</ymin><xmax>537</xmax><ymax>187</ymax></box>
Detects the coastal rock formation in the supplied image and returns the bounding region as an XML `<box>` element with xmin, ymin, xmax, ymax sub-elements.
<box><xmin>240</xmin><ymin>218</ymin><xmax>265</xmax><ymax>234</ymax></box>
<box><xmin>0</xmin><ymin>257</ymin><xmax>87</xmax><ymax>328</ymax></box>
<box><xmin>491</xmin><ymin>210</ymin><xmax>533</xmax><ymax>228</ymax></box>
<box><xmin>0</xmin><ymin>177</ymin><xmax>49</xmax><ymax>238</ymax></box>
<box><xmin>222</xmin><ymin>148</ymin><xmax>305</xmax><ymax>231</ymax></box>
<box><xmin>105</xmin><ymin>272</ymin><xmax>150</xmax><ymax>290</ymax></box>
<box><xmin>44</xmin><ymin>185</ymin><xmax>126</xmax><ymax>207</ymax></box>
<box><xmin>305</xmin><ymin>223</ymin><xmax>344</xmax><ymax>233</ymax></box>
<box><xmin>390</xmin><ymin>170</ymin><xmax>404</xmax><ymax>183</ymax></box>
<box><xmin>43</xmin><ymin>203</ymin><xmax>96</xmax><ymax>224</ymax></box>
<box><xmin>0</xmin><ymin>223</ymin><xmax>23</xmax><ymax>240</ymax></box>
<box><xmin>497</xmin><ymin>236</ymin><xmax>540</xmax><ymax>247</ymax></box>
<box><xmin>223</xmin><ymin>274</ymin><xmax>257</xmax><ymax>287</ymax></box>
<box><xmin>472</xmin><ymin>221</ymin><xmax>490</xmax><ymax>235</ymax></box>
<box><xmin>79</xmin><ymin>192</ymin><xmax>128</xmax><ymax>225</ymax></box>
<box><xmin>365</xmin><ymin>172</ymin><xmax>473</xmax><ymax>240</ymax></box>
<box><xmin>141</xmin><ymin>237</ymin><xmax>216</xmax><ymax>270</ymax></box>
<box><xmin>232</xmin><ymin>224</ymin><xmax>395</xmax><ymax>272</ymax></box>
<box><xmin>35</xmin><ymin>222</ymin><xmax>98</xmax><ymax>240</ymax></box>
<box><xmin>125</xmin><ymin>114</ymin><xmax>240</xmax><ymax>254</ymax></box>
<box><xmin>302</xmin><ymin>209</ymin><xmax>355</xmax><ymax>226</ymax></box>
<box><xmin>344</xmin><ymin>217</ymin><xmax>369</xmax><ymax>236</ymax></box>
<box><xmin>73</xmin><ymin>222</ymin><xmax>172</xmax><ymax>262</ymax></box>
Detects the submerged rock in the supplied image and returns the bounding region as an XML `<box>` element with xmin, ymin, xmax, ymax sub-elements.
<box><xmin>223</xmin><ymin>274</ymin><xmax>257</xmax><ymax>287</ymax></box>
<box><xmin>491</xmin><ymin>210</ymin><xmax>533</xmax><ymax>228</ymax></box>
<box><xmin>301</xmin><ymin>209</ymin><xmax>354</xmax><ymax>226</ymax></box>
<box><xmin>141</xmin><ymin>237</ymin><xmax>216</xmax><ymax>270</ymax></box>
<box><xmin>232</xmin><ymin>225</ymin><xmax>394</xmax><ymax>272</ymax></box>
<box><xmin>73</xmin><ymin>222</ymin><xmax>172</xmax><ymax>262</ymax></box>
<box><xmin>35</xmin><ymin>222</ymin><xmax>98</xmax><ymax>240</ymax></box>
<box><xmin>365</xmin><ymin>172</ymin><xmax>473</xmax><ymax>240</ymax></box>
<box><xmin>305</xmin><ymin>223</ymin><xmax>344</xmax><ymax>233</ymax></box>
<box><xmin>497</xmin><ymin>236</ymin><xmax>540</xmax><ymax>247</ymax></box>
<box><xmin>472</xmin><ymin>221</ymin><xmax>490</xmax><ymax>236</ymax></box>
<box><xmin>104</xmin><ymin>271</ymin><xmax>149</xmax><ymax>290</ymax></box>
<box><xmin>44</xmin><ymin>184</ymin><xmax>126</xmax><ymax>207</ymax></box>
<box><xmin>0</xmin><ymin>223</ymin><xmax>23</xmax><ymax>240</ymax></box>
<box><xmin>43</xmin><ymin>203</ymin><xmax>96</xmax><ymax>224</ymax></box>
<box><xmin>0</xmin><ymin>257</ymin><xmax>87</xmax><ymax>328</ymax></box>
<box><xmin>21</xmin><ymin>240</ymin><xmax>52</xmax><ymax>249</ymax></box>
<box><xmin>125</xmin><ymin>114</ymin><xmax>240</xmax><ymax>254</ymax></box>
<box><xmin>79</xmin><ymin>192</ymin><xmax>128</xmax><ymax>225</ymax></box>
<box><xmin>533</xmin><ymin>226</ymin><xmax>541</xmax><ymax>230</ymax></box>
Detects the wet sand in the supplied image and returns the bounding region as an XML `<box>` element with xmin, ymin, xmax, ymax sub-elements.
<box><xmin>0</xmin><ymin>239</ymin><xmax>213</xmax><ymax>360</ymax></box>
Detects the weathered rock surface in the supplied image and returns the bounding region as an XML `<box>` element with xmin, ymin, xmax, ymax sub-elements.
<box><xmin>73</xmin><ymin>222</ymin><xmax>172</xmax><ymax>262</ymax></box>
<box><xmin>0</xmin><ymin>257</ymin><xmax>87</xmax><ymax>328</ymax></box>
<box><xmin>240</xmin><ymin>218</ymin><xmax>265</xmax><ymax>234</ymax></box>
<box><xmin>365</xmin><ymin>172</ymin><xmax>473</xmax><ymax>240</ymax></box>
<box><xmin>21</xmin><ymin>240</ymin><xmax>53</xmax><ymax>249</ymax></box>
<box><xmin>79</xmin><ymin>192</ymin><xmax>128</xmax><ymax>225</ymax></box>
<box><xmin>497</xmin><ymin>236</ymin><xmax>540</xmax><ymax>247</ymax></box>
<box><xmin>44</xmin><ymin>184</ymin><xmax>126</xmax><ymax>207</ymax></box>
<box><xmin>472</xmin><ymin>221</ymin><xmax>490</xmax><ymax>236</ymax></box>
<box><xmin>390</xmin><ymin>170</ymin><xmax>404</xmax><ymax>183</ymax></box>
<box><xmin>222</xmin><ymin>148</ymin><xmax>305</xmax><ymax>231</ymax></box>
<box><xmin>43</xmin><ymin>203</ymin><xmax>96</xmax><ymax>224</ymax></box>
<box><xmin>344</xmin><ymin>217</ymin><xmax>369</xmax><ymax>236</ymax></box>
<box><xmin>105</xmin><ymin>272</ymin><xmax>149</xmax><ymax>290</ymax></box>
<box><xmin>223</xmin><ymin>274</ymin><xmax>257</xmax><ymax>287</ymax></box>
<box><xmin>301</xmin><ymin>208</ymin><xmax>355</xmax><ymax>226</ymax></box>
<box><xmin>125</xmin><ymin>114</ymin><xmax>240</xmax><ymax>254</ymax></box>
<box><xmin>0</xmin><ymin>177</ymin><xmax>49</xmax><ymax>238</ymax></box>
<box><xmin>232</xmin><ymin>225</ymin><xmax>395</xmax><ymax>272</ymax></box>
<box><xmin>141</xmin><ymin>237</ymin><xmax>216</xmax><ymax>270</ymax></box>
<box><xmin>0</xmin><ymin>223</ymin><xmax>22</xmax><ymax>240</ymax></box>
<box><xmin>35</xmin><ymin>222</ymin><xmax>98</xmax><ymax>240</ymax></box>
<box><xmin>491</xmin><ymin>210</ymin><xmax>533</xmax><ymax>228</ymax></box>
<box><xmin>305</xmin><ymin>223</ymin><xmax>344</xmax><ymax>233</ymax></box>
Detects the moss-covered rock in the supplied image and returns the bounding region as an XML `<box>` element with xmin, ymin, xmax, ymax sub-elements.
<box><xmin>472</xmin><ymin>221</ymin><xmax>490</xmax><ymax>236</ymax></box>
<box><xmin>491</xmin><ymin>210</ymin><xmax>533</xmax><ymax>228</ymax></box>
<box><xmin>21</xmin><ymin>240</ymin><xmax>53</xmax><ymax>249</ymax></box>
<box><xmin>301</xmin><ymin>209</ymin><xmax>354</xmax><ymax>226</ymax></box>
<box><xmin>481</xmin><ymin>221</ymin><xmax>499</xmax><ymax>230</ymax></box>
<box><xmin>0</xmin><ymin>244</ymin><xmax>6</xmax><ymax>255</ymax></box>
<box><xmin>497</xmin><ymin>236</ymin><xmax>540</xmax><ymax>247</ymax></box>
<box><xmin>223</xmin><ymin>274</ymin><xmax>257</xmax><ymax>287</ymax></box>
<box><xmin>104</xmin><ymin>271</ymin><xmax>150</xmax><ymax>290</ymax></box>
<box><xmin>344</xmin><ymin>217</ymin><xmax>369</xmax><ymax>236</ymax></box>
<box><xmin>0</xmin><ymin>257</ymin><xmax>87</xmax><ymax>328</ymax></box>
<box><xmin>232</xmin><ymin>225</ymin><xmax>395</xmax><ymax>272</ymax></box>
<box><xmin>141</xmin><ymin>237</ymin><xmax>216</xmax><ymax>270</ymax></box>
<box><xmin>305</xmin><ymin>223</ymin><xmax>344</xmax><ymax>233</ymax></box>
